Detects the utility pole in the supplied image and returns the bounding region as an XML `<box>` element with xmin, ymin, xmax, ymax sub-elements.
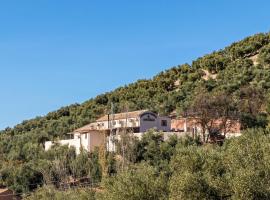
<box><xmin>110</xmin><ymin>102</ymin><xmax>115</xmax><ymax>152</ymax></box>
<box><xmin>125</xmin><ymin>102</ymin><xmax>129</xmax><ymax>134</ymax></box>
<box><xmin>122</xmin><ymin>102</ymin><xmax>129</xmax><ymax>171</ymax></box>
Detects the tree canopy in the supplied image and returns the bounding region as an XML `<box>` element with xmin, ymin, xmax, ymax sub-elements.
<box><xmin>1</xmin><ymin>32</ymin><xmax>270</xmax><ymax>199</ymax></box>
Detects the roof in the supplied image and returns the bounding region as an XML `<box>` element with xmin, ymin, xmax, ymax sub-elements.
<box><xmin>0</xmin><ymin>188</ymin><xmax>11</xmax><ymax>194</ymax></box>
<box><xmin>74</xmin><ymin>110</ymin><xmax>149</xmax><ymax>133</ymax></box>
<box><xmin>75</xmin><ymin>123</ymin><xmax>97</xmax><ymax>133</ymax></box>
<box><xmin>96</xmin><ymin>110</ymin><xmax>148</xmax><ymax>122</ymax></box>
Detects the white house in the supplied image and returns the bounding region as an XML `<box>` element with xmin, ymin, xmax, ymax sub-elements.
<box><xmin>45</xmin><ymin>110</ymin><xmax>171</xmax><ymax>153</ymax></box>
<box><xmin>92</xmin><ymin>110</ymin><xmax>171</xmax><ymax>133</ymax></box>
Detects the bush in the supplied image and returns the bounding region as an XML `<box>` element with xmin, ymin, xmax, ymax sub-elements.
<box><xmin>97</xmin><ymin>164</ymin><xmax>168</xmax><ymax>200</ymax></box>
<box><xmin>25</xmin><ymin>186</ymin><xmax>96</xmax><ymax>200</ymax></box>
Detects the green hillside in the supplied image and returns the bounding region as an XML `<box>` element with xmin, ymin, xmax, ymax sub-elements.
<box><xmin>1</xmin><ymin>32</ymin><xmax>270</xmax><ymax>199</ymax></box>
<box><xmin>1</xmin><ymin>33</ymin><xmax>270</xmax><ymax>138</ymax></box>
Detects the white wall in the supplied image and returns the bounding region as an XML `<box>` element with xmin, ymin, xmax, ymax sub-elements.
<box><xmin>95</xmin><ymin>118</ymin><xmax>140</xmax><ymax>130</ymax></box>
<box><xmin>45</xmin><ymin>138</ymin><xmax>81</xmax><ymax>154</ymax></box>
<box><xmin>79</xmin><ymin>132</ymin><xmax>89</xmax><ymax>151</ymax></box>
<box><xmin>139</xmin><ymin>112</ymin><xmax>171</xmax><ymax>133</ymax></box>
<box><xmin>139</xmin><ymin>112</ymin><xmax>158</xmax><ymax>132</ymax></box>
<box><xmin>72</xmin><ymin>132</ymin><xmax>89</xmax><ymax>151</ymax></box>
<box><xmin>45</xmin><ymin>131</ymin><xmax>106</xmax><ymax>154</ymax></box>
<box><xmin>44</xmin><ymin>111</ymin><xmax>172</xmax><ymax>154</ymax></box>
<box><xmin>93</xmin><ymin>111</ymin><xmax>171</xmax><ymax>133</ymax></box>
<box><xmin>157</xmin><ymin>117</ymin><xmax>171</xmax><ymax>132</ymax></box>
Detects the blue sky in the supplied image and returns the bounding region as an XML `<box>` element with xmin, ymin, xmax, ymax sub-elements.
<box><xmin>0</xmin><ymin>0</ymin><xmax>270</xmax><ymax>129</ymax></box>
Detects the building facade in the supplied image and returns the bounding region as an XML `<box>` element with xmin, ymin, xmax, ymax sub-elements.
<box><xmin>171</xmin><ymin>117</ymin><xmax>241</xmax><ymax>138</ymax></box>
<box><xmin>45</xmin><ymin>110</ymin><xmax>171</xmax><ymax>153</ymax></box>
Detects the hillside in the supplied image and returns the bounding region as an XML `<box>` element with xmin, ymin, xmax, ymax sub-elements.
<box><xmin>1</xmin><ymin>32</ymin><xmax>270</xmax><ymax>197</ymax></box>
<box><xmin>1</xmin><ymin>33</ymin><xmax>270</xmax><ymax>137</ymax></box>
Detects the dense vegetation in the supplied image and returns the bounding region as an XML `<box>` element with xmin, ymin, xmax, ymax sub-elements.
<box><xmin>1</xmin><ymin>32</ymin><xmax>270</xmax><ymax>199</ymax></box>
<box><xmin>25</xmin><ymin>129</ymin><xmax>270</xmax><ymax>200</ymax></box>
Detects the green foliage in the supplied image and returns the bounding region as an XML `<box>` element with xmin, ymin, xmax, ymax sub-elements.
<box><xmin>226</xmin><ymin>33</ymin><xmax>270</xmax><ymax>59</ymax></box>
<box><xmin>1</xmin><ymin>32</ymin><xmax>270</xmax><ymax>198</ymax></box>
<box><xmin>258</xmin><ymin>43</ymin><xmax>270</xmax><ymax>68</ymax></box>
<box><xmin>168</xmin><ymin>129</ymin><xmax>270</xmax><ymax>200</ymax></box>
<box><xmin>0</xmin><ymin>163</ymin><xmax>43</xmax><ymax>193</ymax></box>
<box><xmin>133</xmin><ymin>130</ymin><xmax>185</xmax><ymax>174</ymax></box>
<box><xmin>25</xmin><ymin>186</ymin><xmax>96</xmax><ymax>200</ymax></box>
<box><xmin>70</xmin><ymin>150</ymin><xmax>102</xmax><ymax>182</ymax></box>
<box><xmin>194</xmin><ymin>51</ymin><xmax>230</xmax><ymax>73</ymax></box>
<box><xmin>97</xmin><ymin>164</ymin><xmax>168</xmax><ymax>200</ymax></box>
<box><xmin>169</xmin><ymin>146</ymin><xmax>227</xmax><ymax>200</ymax></box>
<box><xmin>15</xmin><ymin>129</ymin><xmax>270</xmax><ymax>200</ymax></box>
<box><xmin>267</xmin><ymin>97</ymin><xmax>270</xmax><ymax>128</ymax></box>
<box><xmin>223</xmin><ymin>129</ymin><xmax>270</xmax><ymax>199</ymax></box>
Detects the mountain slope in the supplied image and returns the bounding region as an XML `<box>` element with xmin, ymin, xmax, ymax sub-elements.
<box><xmin>2</xmin><ymin>33</ymin><xmax>270</xmax><ymax>136</ymax></box>
<box><xmin>1</xmin><ymin>32</ymin><xmax>270</xmax><ymax>192</ymax></box>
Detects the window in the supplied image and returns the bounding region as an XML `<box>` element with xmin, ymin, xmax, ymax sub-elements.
<box><xmin>85</xmin><ymin>134</ymin><xmax>87</xmax><ymax>139</ymax></box>
<box><xmin>161</xmin><ymin>120</ymin><xmax>167</xmax><ymax>127</ymax></box>
<box><xmin>133</xmin><ymin>127</ymin><xmax>140</xmax><ymax>133</ymax></box>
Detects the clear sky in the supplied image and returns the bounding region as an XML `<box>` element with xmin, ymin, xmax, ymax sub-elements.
<box><xmin>0</xmin><ymin>0</ymin><xmax>270</xmax><ymax>129</ymax></box>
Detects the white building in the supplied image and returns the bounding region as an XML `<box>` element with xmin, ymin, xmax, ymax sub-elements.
<box><xmin>92</xmin><ymin>110</ymin><xmax>171</xmax><ymax>133</ymax></box>
<box><xmin>45</xmin><ymin>110</ymin><xmax>171</xmax><ymax>153</ymax></box>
